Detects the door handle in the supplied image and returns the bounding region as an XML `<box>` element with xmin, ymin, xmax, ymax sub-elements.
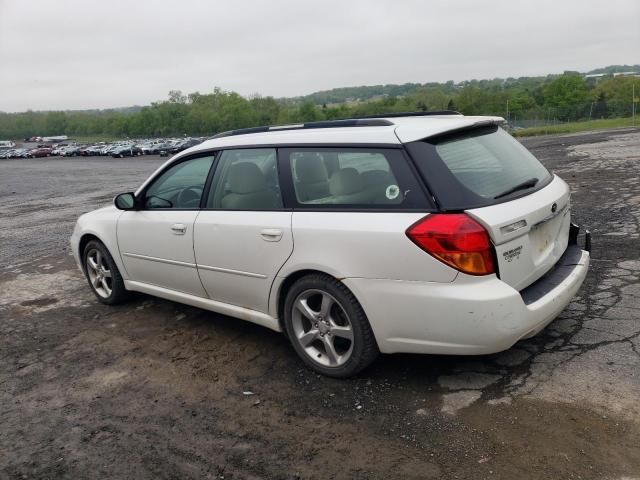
<box><xmin>260</xmin><ymin>228</ymin><xmax>283</xmax><ymax>242</ymax></box>
<box><xmin>171</xmin><ymin>223</ymin><xmax>187</xmax><ymax>235</ymax></box>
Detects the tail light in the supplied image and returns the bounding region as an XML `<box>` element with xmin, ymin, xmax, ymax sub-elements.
<box><xmin>406</xmin><ymin>214</ymin><xmax>495</xmax><ymax>275</ymax></box>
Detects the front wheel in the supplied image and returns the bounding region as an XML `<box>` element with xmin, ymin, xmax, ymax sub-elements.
<box><xmin>83</xmin><ymin>240</ymin><xmax>130</xmax><ymax>305</ymax></box>
<box><xmin>283</xmin><ymin>273</ymin><xmax>379</xmax><ymax>377</ymax></box>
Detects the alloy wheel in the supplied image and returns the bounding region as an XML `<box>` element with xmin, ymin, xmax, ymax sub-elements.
<box><xmin>86</xmin><ymin>248</ymin><xmax>113</xmax><ymax>298</ymax></box>
<box><xmin>291</xmin><ymin>289</ymin><xmax>355</xmax><ymax>367</ymax></box>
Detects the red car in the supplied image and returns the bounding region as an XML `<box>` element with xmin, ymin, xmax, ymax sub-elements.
<box><xmin>29</xmin><ymin>147</ymin><xmax>53</xmax><ymax>158</ymax></box>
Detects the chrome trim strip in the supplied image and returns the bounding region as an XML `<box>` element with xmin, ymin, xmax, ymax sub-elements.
<box><xmin>122</xmin><ymin>252</ymin><xmax>196</xmax><ymax>268</ymax></box>
<box><xmin>533</xmin><ymin>204</ymin><xmax>569</xmax><ymax>227</ymax></box>
<box><xmin>197</xmin><ymin>264</ymin><xmax>267</xmax><ymax>279</ymax></box>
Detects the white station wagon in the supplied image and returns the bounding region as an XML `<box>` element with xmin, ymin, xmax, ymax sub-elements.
<box><xmin>71</xmin><ymin>112</ymin><xmax>591</xmax><ymax>377</ymax></box>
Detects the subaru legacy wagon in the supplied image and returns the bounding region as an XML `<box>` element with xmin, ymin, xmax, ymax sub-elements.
<box><xmin>71</xmin><ymin>112</ymin><xmax>591</xmax><ymax>377</ymax></box>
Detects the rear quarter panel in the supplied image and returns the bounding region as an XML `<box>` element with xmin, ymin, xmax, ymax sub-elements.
<box><xmin>270</xmin><ymin>211</ymin><xmax>459</xmax><ymax>315</ymax></box>
<box><xmin>280</xmin><ymin>212</ymin><xmax>458</xmax><ymax>282</ymax></box>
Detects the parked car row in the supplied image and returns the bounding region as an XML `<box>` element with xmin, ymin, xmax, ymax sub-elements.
<box><xmin>0</xmin><ymin>144</ymin><xmax>57</xmax><ymax>158</ymax></box>
<box><xmin>0</xmin><ymin>148</ymin><xmax>34</xmax><ymax>159</ymax></box>
<box><xmin>0</xmin><ymin>137</ymin><xmax>205</xmax><ymax>159</ymax></box>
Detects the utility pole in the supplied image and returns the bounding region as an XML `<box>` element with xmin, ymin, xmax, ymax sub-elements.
<box><xmin>633</xmin><ymin>83</ymin><xmax>636</xmax><ymax>127</ymax></box>
<box><xmin>506</xmin><ymin>100</ymin><xmax>509</xmax><ymax>124</ymax></box>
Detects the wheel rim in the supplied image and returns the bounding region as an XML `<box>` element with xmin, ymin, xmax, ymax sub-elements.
<box><xmin>86</xmin><ymin>249</ymin><xmax>113</xmax><ymax>298</ymax></box>
<box><xmin>291</xmin><ymin>289</ymin><xmax>354</xmax><ymax>367</ymax></box>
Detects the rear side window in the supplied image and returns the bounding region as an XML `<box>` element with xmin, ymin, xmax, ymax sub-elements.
<box><xmin>405</xmin><ymin>126</ymin><xmax>553</xmax><ymax>210</ymax></box>
<box><xmin>281</xmin><ymin>148</ymin><xmax>429</xmax><ymax>209</ymax></box>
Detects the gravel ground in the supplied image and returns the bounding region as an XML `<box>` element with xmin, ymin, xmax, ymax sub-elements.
<box><xmin>1</xmin><ymin>129</ymin><xmax>639</xmax><ymax>480</ymax></box>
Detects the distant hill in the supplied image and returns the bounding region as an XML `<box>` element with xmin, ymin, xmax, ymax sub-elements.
<box><xmin>586</xmin><ymin>64</ymin><xmax>640</xmax><ymax>75</ymax></box>
<box><xmin>285</xmin><ymin>83</ymin><xmax>425</xmax><ymax>106</ymax></box>
<box><xmin>3</xmin><ymin>65</ymin><xmax>637</xmax><ymax>115</ymax></box>
<box><xmin>0</xmin><ymin>105</ymin><xmax>144</xmax><ymax>115</ymax></box>
<box><xmin>84</xmin><ymin>105</ymin><xmax>143</xmax><ymax>115</ymax></box>
<box><xmin>287</xmin><ymin>64</ymin><xmax>640</xmax><ymax>106</ymax></box>
<box><xmin>1</xmin><ymin>63</ymin><xmax>638</xmax><ymax>139</ymax></box>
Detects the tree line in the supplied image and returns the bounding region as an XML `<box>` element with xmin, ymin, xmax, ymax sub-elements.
<box><xmin>0</xmin><ymin>71</ymin><xmax>637</xmax><ymax>139</ymax></box>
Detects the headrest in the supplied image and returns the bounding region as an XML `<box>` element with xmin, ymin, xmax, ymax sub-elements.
<box><xmin>329</xmin><ymin>168</ymin><xmax>364</xmax><ymax>196</ymax></box>
<box><xmin>227</xmin><ymin>162</ymin><xmax>267</xmax><ymax>194</ymax></box>
<box><xmin>361</xmin><ymin>169</ymin><xmax>394</xmax><ymax>186</ymax></box>
<box><xmin>296</xmin><ymin>154</ymin><xmax>328</xmax><ymax>183</ymax></box>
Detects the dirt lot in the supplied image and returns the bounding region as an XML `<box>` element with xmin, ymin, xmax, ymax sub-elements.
<box><xmin>1</xmin><ymin>129</ymin><xmax>640</xmax><ymax>480</ymax></box>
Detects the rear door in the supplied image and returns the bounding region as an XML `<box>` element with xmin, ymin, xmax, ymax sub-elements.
<box><xmin>277</xmin><ymin>146</ymin><xmax>447</xmax><ymax>282</ymax></box>
<box><xmin>406</xmin><ymin>126</ymin><xmax>571</xmax><ymax>290</ymax></box>
<box><xmin>193</xmin><ymin>148</ymin><xmax>293</xmax><ymax>314</ymax></box>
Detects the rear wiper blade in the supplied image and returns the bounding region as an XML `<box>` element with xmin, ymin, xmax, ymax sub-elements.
<box><xmin>494</xmin><ymin>177</ymin><xmax>539</xmax><ymax>199</ymax></box>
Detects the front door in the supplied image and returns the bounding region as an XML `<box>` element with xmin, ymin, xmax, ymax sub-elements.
<box><xmin>117</xmin><ymin>155</ymin><xmax>215</xmax><ymax>296</ymax></box>
<box><xmin>194</xmin><ymin>148</ymin><xmax>293</xmax><ymax>314</ymax></box>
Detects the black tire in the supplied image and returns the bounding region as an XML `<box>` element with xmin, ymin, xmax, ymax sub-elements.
<box><xmin>283</xmin><ymin>273</ymin><xmax>379</xmax><ymax>378</ymax></box>
<box><xmin>83</xmin><ymin>240</ymin><xmax>130</xmax><ymax>305</ymax></box>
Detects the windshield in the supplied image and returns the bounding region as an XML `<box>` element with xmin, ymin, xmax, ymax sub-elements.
<box><xmin>434</xmin><ymin>127</ymin><xmax>551</xmax><ymax>200</ymax></box>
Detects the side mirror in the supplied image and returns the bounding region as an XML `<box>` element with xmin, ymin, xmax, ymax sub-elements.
<box><xmin>114</xmin><ymin>192</ymin><xmax>136</xmax><ymax>210</ymax></box>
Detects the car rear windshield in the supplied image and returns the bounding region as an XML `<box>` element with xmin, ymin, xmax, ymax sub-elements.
<box><xmin>405</xmin><ymin>126</ymin><xmax>552</xmax><ymax>210</ymax></box>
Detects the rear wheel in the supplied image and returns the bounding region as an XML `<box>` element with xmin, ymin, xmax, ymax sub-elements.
<box><xmin>83</xmin><ymin>240</ymin><xmax>129</xmax><ymax>305</ymax></box>
<box><xmin>283</xmin><ymin>273</ymin><xmax>379</xmax><ymax>377</ymax></box>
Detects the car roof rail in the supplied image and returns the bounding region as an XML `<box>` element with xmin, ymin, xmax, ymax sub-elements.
<box><xmin>210</xmin><ymin>110</ymin><xmax>462</xmax><ymax>139</ymax></box>
<box><xmin>353</xmin><ymin>110</ymin><xmax>462</xmax><ymax>119</ymax></box>
<box><xmin>211</xmin><ymin>118</ymin><xmax>395</xmax><ymax>139</ymax></box>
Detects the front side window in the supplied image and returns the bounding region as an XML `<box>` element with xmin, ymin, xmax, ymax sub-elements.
<box><xmin>286</xmin><ymin>148</ymin><xmax>422</xmax><ymax>207</ymax></box>
<box><xmin>206</xmin><ymin>148</ymin><xmax>283</xmax><ymax>210</ymax></box>
<box><xmin>143</xmin><ymin>155</ymin><xmax>214</xmax><ymax>209</ymax></box>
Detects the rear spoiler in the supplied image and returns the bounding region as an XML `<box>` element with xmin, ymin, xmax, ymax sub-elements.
<box><xmin>421</xmin><ymin>119</ymin><xmax>505</xmax><ymax>143</ymax></box>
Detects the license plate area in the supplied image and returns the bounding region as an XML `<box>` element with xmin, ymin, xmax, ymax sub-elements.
<box><xmin>528</xmin><ymin>207</ymin><xmax>570</xmax><ymax>261</ymax></box>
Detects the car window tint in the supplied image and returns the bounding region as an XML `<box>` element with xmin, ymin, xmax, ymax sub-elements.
<box><xmin>289</xmin><ymin>150</ymin><xmax>403</xmax><ymax>205</ymax></box>
<box><xmin>144</xmin><ymin>156</ymin><xmax>214</xmax><ymax>209</ymax></box>
<box><xmin>206</xmin><ymin>148</ymin><xmax>283</xmax><ymax>210</ymax></box>
<box><xmin>338</xmin><ymin>152</ymin><xmax>392</xmax><ymax>173</ymax></box>
<box><xmin>434</xmin><ymin>128</ymin><xmax>550</xmax><ymax>199</ymax></box>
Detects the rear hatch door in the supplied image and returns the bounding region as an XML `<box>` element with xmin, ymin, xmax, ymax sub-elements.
<box><xmin>404</xmin><ymin>124</ymin><xmax>571</xmax><ymax>290</ymax></box>
<box><xmin>467</xmin><ymin>176</ymin><xmax>571</xmax><ymax>290</ymax></box>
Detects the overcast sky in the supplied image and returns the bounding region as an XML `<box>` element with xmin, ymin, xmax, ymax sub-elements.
<box><xmin>0</xmin><ymin>0</ymin><xmax>638</xmax><ymax>112</ymax></box>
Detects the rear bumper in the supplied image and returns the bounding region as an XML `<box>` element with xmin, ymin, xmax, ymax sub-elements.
<box><xmin>343</xmin><ymin>245</ymin><xmax>589</xmax><ymax>355</ymax></box>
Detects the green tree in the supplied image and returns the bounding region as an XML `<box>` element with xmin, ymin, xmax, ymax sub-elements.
<box><xmin>0</xmin><ymin>66</ymin><xmax>636</xmax><ymax>140</ymax></box>
<box><xmin>543</xmin><ymin>74</ymin><xmax>590</xmax><ymax>120</ymax></box>
<box><xmin>592</xmin><ymin>76</ymin><xmax>636</xmax><ymax>117</ymax></box>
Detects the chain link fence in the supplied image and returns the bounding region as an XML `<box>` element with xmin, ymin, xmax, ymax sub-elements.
<box><xmin>505</xmin><ymin>100</ymin><xmax>636</xmax><ymax>129</ymax></box>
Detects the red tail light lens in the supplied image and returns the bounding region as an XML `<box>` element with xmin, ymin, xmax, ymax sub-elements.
<box><xmin>406</xmin><ymin>214</ymin><xmax>495</xmax><ymax>275</ymax></box>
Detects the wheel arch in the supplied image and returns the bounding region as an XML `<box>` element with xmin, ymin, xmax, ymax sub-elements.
<box><xmin>274</xmin><ymin>269</ymin><xmax>369</xmax><ymax>335</ymax></box>
<box><xmin>77</xmin><ymin>227</ymin><xmax>128</xmax><ymax>280</ymax></box>
<box><xmin>78</xmin><ymin>233</ymin><xmax>102</xmax><ymax>271</ymax></box>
